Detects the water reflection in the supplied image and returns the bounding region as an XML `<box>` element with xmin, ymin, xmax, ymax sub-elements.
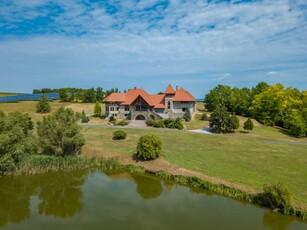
<box><xmin>130</xmin><ymin>174</ymin><xmax>163</xmax><ymax>200</ymax></box>
<box><xmin>263</xmin><ymin>211</ymin><xmax>295</xmax><ymax>230</ymax></box>
<box><xmin>37</xmin><ymin>170</ymin><xmax>86</xmax><ymax>217</ymax></box>
<box><xmin>0</xmin><ymin>176</ymin><xmax>32</xmax><ymax>227</ymax></box>
<box><xmin>0</xmin><ymin>170</ymin><xmax>86</xmax><ymax>227</ymax></box>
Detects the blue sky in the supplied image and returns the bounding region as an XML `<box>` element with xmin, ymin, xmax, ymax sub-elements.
<box><xmin>0</xmin><ymin>0</ymin><xmax>306</xmax><ymax>97</ymax></box>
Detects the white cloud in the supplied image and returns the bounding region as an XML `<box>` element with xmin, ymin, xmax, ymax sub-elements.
<box><xmin>0</xmin><ymin>0</ymin><xmax>306</xmax><ymax>94</ymax></box>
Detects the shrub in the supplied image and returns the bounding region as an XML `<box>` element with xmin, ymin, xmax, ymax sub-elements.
<box><xmin>183</xmin><ymin>110</ymin><xmax>191</xmax><ymax>122</ymax></box>
<box><xmin>200</xmin><ymin>113</ymin><xmax>209</xmax><ymax>121</ymax></box>
<box><xmin>173</xmin><ymin>118</ymin><xmax>184</xmax><ymax>130</ymax></box>
<box><xmin>146</xmin><ymin>119</ymin><xmax>156</xmax><ymax>127</ymax></box>
<box><xmin>116</xmin><ymin>120</ymin><xmax>129</xmax><ymax>126</ymax></box>
<box><xmin>81</xmin><ymin>110</ymin><xmax>89</xmax><ymax>123</ymax></box>
<box><xmin>154</xmin><ymin>120</ymin><xmax>165</xmax><ymax>128</ymax></box>
<box><xmin>136</xmin><ymin>135</ymin><xmax>162</xmax><ymax>160</ymax></box>
<box><xmin>109</xmin><ymin>116</ymin><xmax>116</xmax><ymax>124</ymax></box>
<box><xmin>36</xmin><ymin>95</ymin><xmax>51</xmax><ymax>113</ymax></box>
<box><xmin>244</xmin><ymin>118</ymin><xmax>254</xmax><ymax>131</ymax></box>
<box><xmin>113</xmin><ymin>131</ymin><xmax>127</xmax><ymax>140</ymax></box>
<box><xmin>262</xmin><ymin>183</ymin><xmax>291</xmax><ymax>211</ymax></box>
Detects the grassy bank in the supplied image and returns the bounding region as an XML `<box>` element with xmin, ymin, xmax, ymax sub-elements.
<box><xmin>6</xmin><ymin>154</ymin><xmax>307</xmax><ymax>220</ymax></box>
<box><xmin>82</xmin><ymin>126</ymin><xmax>307</xmax><ymax>207</ymax></box>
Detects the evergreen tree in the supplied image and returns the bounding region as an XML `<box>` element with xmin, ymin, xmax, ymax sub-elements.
<box><xmin>36</xmin><ymin>95</ymin><xmax>51</xmax><ymax>113</ymax></box>
<box><xmin>183</xmin><ymin>109</ymin><xmax>191</xmax><ymax>122</ymax></box>
<box><xmin>81</xmin><ymin>110</ymin><xmax>89</xmax><ymax>123</ymax></box>
<box><xmin>94</xmin><ymin>101</ymin><xmax>102</xmax><ymax>117</ymax></box>
<box><xmin>244</xmin><ymin>118</ymin><xmax>254</xmax><ymax>132</ymax></box>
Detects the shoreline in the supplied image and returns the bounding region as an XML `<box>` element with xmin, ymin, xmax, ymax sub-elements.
<box><xmin>3</xmin><ymin>154</ymin><xmax>307</xmax><ymax>221</ymax></box>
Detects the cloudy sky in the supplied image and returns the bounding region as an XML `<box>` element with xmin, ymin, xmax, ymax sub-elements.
<box><xmin>0</xmin><ymin>0</ymin><xmax>306</xmax><ymax>97</ymax></box>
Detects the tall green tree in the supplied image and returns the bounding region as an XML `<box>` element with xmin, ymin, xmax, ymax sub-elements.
<box><xmin>96</xmin><ymin>87</ymin><xmax>104</xmax><ymax>101</ymax></box>
<box><xmin>94</xmin><ymin>101</ymin><xmax>102</xmax><ymax>117</ymax></box>
<box><xmin>37</xmin><ymin>107</ymin><xmax>85</xmax><ymax>156</ymax></box>
<box><xmin>36</xmin><ymin>95</ymin><xmax>51</xmax><ymax>113</ymax></box>
<box><xmin>83</xmin><ymin>88</ymin><xmax>96</xmax><ymax>103</ymax></box>
<box><xmin>59</xmin><ymin>89</ymin><xmax>69</xmax><ymax>102</ymax></box>
<box><xmin>204</xmin><ymin>85</ymin><xmax>232</xmax><ymax>111</ymax></box>
<box><xmin>0</xmin><ymin>112</ymin><xmax>35</xmax><ymax>173</ymax></box>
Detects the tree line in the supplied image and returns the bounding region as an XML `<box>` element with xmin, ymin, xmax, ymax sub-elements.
<box><xmin>204</xmin><ymin>82</ymin><xmax>307</xmax><ymax>137</ymax></box>
<box><xmin>33</xmin><ymin>87</ymin><xmax>120</xmax><ymax>103</ymax></box>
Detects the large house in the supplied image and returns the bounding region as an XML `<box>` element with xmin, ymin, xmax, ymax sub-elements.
<box><xmin>103</xmin><ymin>85</ymin><xmax>196</xmax><ymax>120</ymax></box>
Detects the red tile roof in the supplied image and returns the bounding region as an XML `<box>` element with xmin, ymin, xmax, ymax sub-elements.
<box><xmin>103</xmin><ymin>85</ymin><xmax>195</xmax><ymax>107</ymax></box>
<box><xmin>150</xmin><ymin>94</ymin><xmax>165</xmax><ymax>109</ymax></box>
<box><xmin>173</xmin><ymin>87</ymin><xmax>196</xmax><ymax>102</ymax></box>
<box><xmin>121</xmin><ymin>88</ymin><xmax>155</xmax><ymax>106</ymax></box>
<box><xmin>164</xmin><ymin>84</ymin><xmax>176</xmax><ymax>94</ymax></box>
<box><xmin>102</xmin><ymin>93</ymin><xmax>126</xmax><ymax>102</ymax></box>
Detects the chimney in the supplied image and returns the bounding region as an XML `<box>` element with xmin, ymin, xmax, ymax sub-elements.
<box><xmin>176</xmin><ymin>86</ymin><xmax>178</xmax><ymax>91</ymax></box>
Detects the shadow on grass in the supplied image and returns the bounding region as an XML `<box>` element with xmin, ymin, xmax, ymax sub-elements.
<box><xmin>132</xmin><ymin>153</ymin><xmax>156</xmax><ymax>163</ymax></box>
<box><xmin>239</xmin><ymin>131</ymin><xmax>250</xmax><ymax>134</ymax></box>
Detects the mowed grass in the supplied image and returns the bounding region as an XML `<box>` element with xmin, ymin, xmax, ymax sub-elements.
<box><xmin>183</xmin><ymin>113</ymin><xmax>209</xmax><ymax>130</ymax></box>
<box><xmin>82</xmin><ymin>126</ymin><xmax>307</xmax><ymax>204</ymax></box>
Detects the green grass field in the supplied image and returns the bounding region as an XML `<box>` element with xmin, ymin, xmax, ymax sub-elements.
<box><xmin>1</xmin><ymin>100</ymin><xmax>307</xmax><ymax>208</ymax></box>
<box><xmin>81</xmin><ymin>126</ymin><xmax>307</xmax><ymax>206</ymax></box>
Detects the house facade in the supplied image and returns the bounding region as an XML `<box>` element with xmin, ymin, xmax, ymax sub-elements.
<box><xmin>103</xmin><ymin>85</ymin><xmax>196</xmax><ymax>120</ymax></box>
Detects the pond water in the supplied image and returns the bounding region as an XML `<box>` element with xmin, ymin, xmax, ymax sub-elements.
<box><xmin>0</xmin><ymin>169</ymin><xmax>306</xmax><ymax>230</ymax></box>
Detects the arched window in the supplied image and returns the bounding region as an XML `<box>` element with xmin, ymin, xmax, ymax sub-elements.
<box><xmin>167</xmin><ymin>101</ymin><xmax>171</xmax><ymax>109</ymax></box>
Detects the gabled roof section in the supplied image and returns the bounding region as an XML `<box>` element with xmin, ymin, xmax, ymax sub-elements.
<box><xmin>121</xmin><ymin>88</ymin><xmax>155</xmax><ymax>106</ymax></box>
<box><xmin>150</xmin><ymin>94</ymin><xmax>165</xmax><ymax>109</ymax></box>
<box><xmin>103</xmin><ymin>93</ymin><xmax>126</xmax><ymax>102</ymax></box>
<box><xmin>164</xmin><ymin>84</ymin><xmax>176</xmax><ymax>94</ymax></box>
<box><xmin>173</xmin><ymin>87</ymin><xmax>196</xmax><ymax>102</ymax></box>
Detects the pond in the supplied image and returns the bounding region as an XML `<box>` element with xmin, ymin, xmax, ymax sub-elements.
<box><xmin>0</xmin><ymin>169</ymin><xmax>306</xmax><ymax>230</ymax></box>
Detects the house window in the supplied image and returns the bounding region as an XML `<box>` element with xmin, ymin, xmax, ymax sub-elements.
<box><xmin>125</xmin><ymin>106</ymin><xmax>129</xmax><ymax>111</ymax></box>
<box><xmin>182</xmin><ymin>108</ymin><xmax>187</xmax><ymax>112</ymax></box>
<box><xmin>110</xmin><ymin>106</ymin><xmax>118</xmax><ymax>112</ymax></box>
<box><xmin>167</xmin><ymin>101</ymin><xmax>171</xmax><ymax>109</ymax></box>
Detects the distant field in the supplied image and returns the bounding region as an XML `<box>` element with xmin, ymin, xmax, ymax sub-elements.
<box><xmin>0</xmin><ymin>92</ymin><xmax>23</xmax><ymax>97</ymax></box>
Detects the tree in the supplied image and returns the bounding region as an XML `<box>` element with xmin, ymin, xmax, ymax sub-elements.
<box><xmin>83</xmin><ymin>88</ymin><xmax>96</xmax><ymax>103</ymax></box>
<box><xmin>0</xmin><ymin>112</ymin><xmax>35</xmax><ymax>173</ymax></box>
<box><xmin>183</xmin><ymin>109</ymin><xmax>191</xmax><ymax>122</ymax></box>
<box><xmin>284</xmin><ymin>110</ymin><xmax>306</xmax><ymax>137</ymax></box>
<box><xmin>94</xmin><ymin>101</ymin><xmax>102</xmax><ymax>117</ymax></box>
<box><xmin>36</xmin><ymin>95</ymin><xmax>51</xmax><ymax>113</ymax></box>
<box><xmin>37</xmin><ymin>107</ymin><xmax>85</xmax><ymax>156</ymax></box>
<box><xmin>136</xmin><ymin>135</ymin><xmax>162</xmax><ymax>161</ymax></box>
<box><xmin>59</xmin><ymin>89</ymin><xmax>69</xmax><ymax>102</ymax></box>
<box><xmin>209</xmin><ymin>105</ymin><xmax>229</xmax><ymax>133</ymax></box>
<box><xmin>80</xmin><ymin>110</ymin><xmax>89</xmax><ymax>123</ymax></box>
<box><xmin>204</xmin><ymin>85</ymin><xmax>232</xmax><ymax>111</ymax></box>
<box><xmin>96</xmin><ymin>87</ymin><xmax>104</xmax><ymax>101</ymax></box>
<box><xmin>244</xmin><ymin>118</ymin><xmax>254</xmax><ymax>131</ymax></box>
<box><xmin>229</xmin><ymin>114</ymin><xmax>240</xmax><ymax>131</ymax></box>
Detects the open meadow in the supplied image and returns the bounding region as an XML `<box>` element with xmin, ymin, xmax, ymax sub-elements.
<box><xmin>1</xmin><ymin>100</ymin><xmax>307</xmax><ymax>209</ymax></box>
